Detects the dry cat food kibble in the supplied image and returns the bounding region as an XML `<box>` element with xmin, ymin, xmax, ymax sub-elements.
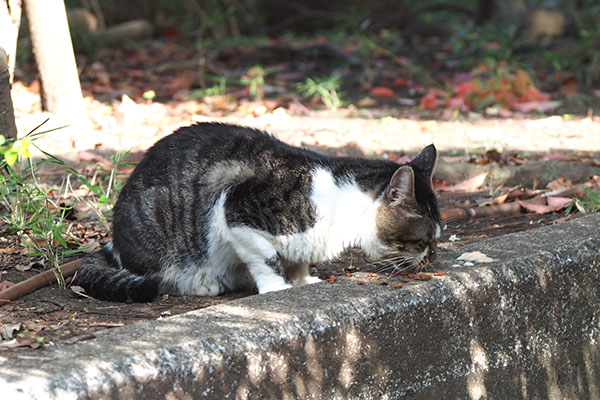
<box><xmin>357</xmin><ymin>281</ymin><xmax>366</xmax><ymax>285</ymax></box>
<box><xmin>393</xmin><ymin>283</ymin><xmax>403</xmax><ymax>289</ymax></box>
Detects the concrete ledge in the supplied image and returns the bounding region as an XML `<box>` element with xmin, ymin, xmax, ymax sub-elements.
<box><xmin>2</xmin><ymin>213</ymin><xmax>600</xmax><ymax>399</ymax></box>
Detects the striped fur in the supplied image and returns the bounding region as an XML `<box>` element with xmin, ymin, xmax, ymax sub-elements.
<box><xmin>76</xmin><ymin>123</ymin><xmax>441</xmax><ymax>302</ymax></box>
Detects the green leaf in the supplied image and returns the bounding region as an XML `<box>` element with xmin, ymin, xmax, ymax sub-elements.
<box><xmin>143</xmin><ymin>90</ymin><xmax>156</xmax><ymax>100</ymax></box>
<box><xmin>55</xmin><ymin>231</ymin><xmax>69</xmax><ymax>248</ymax></box>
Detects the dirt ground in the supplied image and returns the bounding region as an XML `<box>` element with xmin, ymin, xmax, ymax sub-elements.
<box><xmin>2</xmin><ymin>37</ymin><xmax>600</xmax><ymax>352</ymax></box>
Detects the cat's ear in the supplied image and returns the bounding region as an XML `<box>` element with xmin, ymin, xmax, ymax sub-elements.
<box><xmin>385</xmin><ymin>166</ymin><xmax>417</xmax><ymax>205</ymax></box>
<box><xmin>410</xmin><ymin>144</ymin><xmax>437</xmax><ymax>182</ymax></box>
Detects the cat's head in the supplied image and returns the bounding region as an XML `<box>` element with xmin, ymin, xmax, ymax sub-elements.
<box><xmin>373</xmin><ymin>144</ymin><xmax>441</xmax><ymax>268</ymax></box>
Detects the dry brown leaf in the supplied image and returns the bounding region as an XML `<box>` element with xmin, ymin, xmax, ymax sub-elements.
<box><xmin>518</xmin><ymin>197</ymin><xmax>570</xmax><ymax>214</ymax></box>
<box><xmin>441</xmin><ymin>172</ymin><xmax>488</xmax><ymax>193</ymax></box>
<box><xmin>0</xmin><ymin>280</ymin><xmax>15</xmax><ymax>291</ymax></box>
<box><xmin>546</xmin><ymin>176</ymin><xmax>573</xmax><ymax>192</ymax></box>
<box><xmin>546</xmin><ymin>196</ymin><xmax>572</xmax><ymax>210</ymax></box>
<box><xmin>0</xmin><ymin>247</ymin><xmax>16</xmax><ymax>255</ymax></box>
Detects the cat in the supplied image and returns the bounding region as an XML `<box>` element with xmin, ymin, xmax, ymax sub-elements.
<box><xmin>76</xmin><ymin>122</ymin><xmax>441</xmax><ymax>302</ymax></box>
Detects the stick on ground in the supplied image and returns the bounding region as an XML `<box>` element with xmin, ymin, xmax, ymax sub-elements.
<box><xmin>0</xmin><ymin>259</ymin><xmax>83</xmax><ymax>303</ymax></box>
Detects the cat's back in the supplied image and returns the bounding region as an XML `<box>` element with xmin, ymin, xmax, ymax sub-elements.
<box><xmin>133</xmin><ymin>123</ymin><xmax>313</xmax><ymax>176</ymax></box>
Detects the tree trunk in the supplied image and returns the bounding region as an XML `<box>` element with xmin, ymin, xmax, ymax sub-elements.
<box><xmin>0</xmin><ymin>0</ymin><xmax>22</xmax><ymax>84</ymax></box>
<box><xmin>23</xmin><ymin>0</ymin><xmax>88</xmax><ymax>129</ymax></box>
<box><xmin>0</xmin><ymin>47</ymin><xmax>18</xmax><ymax>139</ymax></box>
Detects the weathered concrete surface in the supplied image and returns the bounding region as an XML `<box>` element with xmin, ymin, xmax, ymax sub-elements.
<box><xmin>2</xmin><ymin>213</ymin><xmax>600</xmax><ymax>399</ymax></box>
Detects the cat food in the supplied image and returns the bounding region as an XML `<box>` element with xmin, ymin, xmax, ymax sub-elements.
<box><xmin>379</xmin><ymin>280</ymin><xmax>389</xmax><ymax>286</ymax></box>
<box><xmin>393</xmin><ymin>283</ymin><xmax>403</xmax><ymax>289</ymax></box>
<box><xmin>357</xmin><ymin>281</ymin><xmax>366</xmax><ymax>285</ymax></box>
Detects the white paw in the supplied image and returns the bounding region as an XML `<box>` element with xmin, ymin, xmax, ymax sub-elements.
<box><xmin>258</xmin><ymin>282</ymin><xmax>293</xmax><ymax>294</ymax></box>
<box><xmin>293</xmin><ymin>276</ymin><xmax>322</xmax><ymax>286</ymax></box>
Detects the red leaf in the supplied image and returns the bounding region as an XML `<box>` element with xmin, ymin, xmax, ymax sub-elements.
<box><xmin>420</xmin><ymin>95</ymin><xmax>439</xmax><ymax>110</ymax></box>
<box><xmin>370</xmin><ymin>87</ymin><xmax>395</xmax><ymax>98</ymax></box>
<box><xmin>518</xmin><ymin>200</ymin><xmax>554</xmax><ymax>214</ymax></box>
<box><xmin>547</xmin><ymin>197</ymin><xmax>572</xmax><ymax>210</ymax></box>
<box><xmin>456</xmin><ymin>82</ymin><xmax>478</xmax><ymax>98</ymax></box>
<box><xmin>393</xmin><ymin>77</ymin><xmax>409</xmax><ymax>88</ymax></box>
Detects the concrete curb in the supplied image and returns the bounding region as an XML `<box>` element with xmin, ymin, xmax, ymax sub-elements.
<box><xmin>2</xmin><ymin>213</ymin><xmax>600</xmax><ymax>399</ymax></box>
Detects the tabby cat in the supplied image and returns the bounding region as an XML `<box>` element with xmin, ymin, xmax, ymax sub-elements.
<box><xmin>77</xmin><ymin>123</ymin><xmax>441</xmax><ymax>302</ymax></box>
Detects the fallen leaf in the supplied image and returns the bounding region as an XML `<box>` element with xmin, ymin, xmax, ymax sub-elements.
<box><xmin>0</xmin><ymin>280</ymin><xmax>15</xmax><ymax>291</ymax></box>
<box><xmin>0</xmin><ymin>247</ymin><xmax>16</xmax><ymax>255</ymax></box>
<box><xmin>546</xmin><ymin>196</ymin><xmax>572</xmax><ymax>210</ymax></box>
<box><xmin>518</xmin><ymin>200</ymin><xmax>553</xmax><ymax>214</ymax></box>
<box><xmin>369</xmin><ymin>87</ymin><xmax>395</xmax><ymax>98</ymax></box>
<box><xmin>456</xmin><ymin>251</ymin><xmax>495</xmax><ymax>263</ymax></box>
<box><xmin>517</xmin><ymin>197</ymin><xmax>569</xmax><ymax>214</ymax></box>
<box><xmin>357</xmin><ymin>97</ymin><xmax>377</xmax><ymax>107</ymax></box>
<box><xmin>14</xmin><ymin>264</ymin><xmax>32</xmax><ymax>272</ymax></box>
<box><xmin>547</xmin><ymin>176</ymin><xmax>573</xmax><ymax>191</ymax></box>
<box><xmin>0</xmin><ymin>323</ymin><xmax>22</xmax><ymax>340</ymax></box>
<box><xmin>393</xmin><ymin>77</ymin><xmax>409</xmax><ymax>88</ymax></box>
<box><xmin>441</xmin><ymin>172</ymin><xmax>488</xmax><ymax>193</ymax></box>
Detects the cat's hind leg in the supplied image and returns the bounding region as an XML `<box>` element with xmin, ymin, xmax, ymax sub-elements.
<box><xmin>284</xmin><ymin>261</ymin><xmax>322</xmax><ymax>286</ymax></box>
<box><xmin>229</xmin><ymin>229</ymin><xmax>292</xmax><ymax>294</ymax></box>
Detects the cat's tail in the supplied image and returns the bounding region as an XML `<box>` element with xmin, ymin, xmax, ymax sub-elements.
<box><xmin>76</xmin><ymin>242</ymin><xmax>160</xmax><ymax>302</ymax></box>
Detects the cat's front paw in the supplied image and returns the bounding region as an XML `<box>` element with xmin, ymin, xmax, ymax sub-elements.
<box><xmin>258</xmin><ymin>282</ymin><xmax>293</xmax><ymax>294</ymax></box>
<box><xmin>293</xmin><ymin>276</ymin><xmax>322</xmax><ymax>286</ymax></box>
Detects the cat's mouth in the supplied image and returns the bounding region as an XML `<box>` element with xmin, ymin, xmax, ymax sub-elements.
<box><xmin>370</xmin><ymin>245</ymin><xmax>436</xmax><ymax>275</ymax></box>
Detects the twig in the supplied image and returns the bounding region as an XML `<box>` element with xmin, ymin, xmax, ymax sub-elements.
<box><xmin>0</xmin><ymin>258</ymin><xmax>83</xmax><ymax>303</ymax></box>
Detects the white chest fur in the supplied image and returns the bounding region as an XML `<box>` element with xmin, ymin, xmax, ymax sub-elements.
<box><xmin>274</xmin><ymin>168</ymin><xmax>388</xmax><ymax>263</ymax></box>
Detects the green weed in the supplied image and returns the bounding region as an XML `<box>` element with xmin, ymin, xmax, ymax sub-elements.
<box><xmin>566</xmin><ymin>189</ymin><xmax>600</xmax><ymax>215</ymax></box>
<box><xmin>188</xmin><ymin>76</ymin><xmax>227</xmax><ymax>99</ymax></box>
<box><xmin>1</xmin><ymin>124</ymin><xmax>84</xmax><ymax>282</ymax></box>
<box><xmin>241</xmin><ymin>65</ymin><xmax>265</xmax><ymax>100</ymax></box>
<box><xmin>75</xmin><ymin>151</ymin><xmax>131</xmax><ymax>229</ymax></box>
<box><xmin>298</xmin><ymin>73</ymin><xmax>344</xmax><ymax>111</ymax></box>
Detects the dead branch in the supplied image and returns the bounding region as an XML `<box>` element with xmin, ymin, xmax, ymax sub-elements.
<box><xmin>0</xmin><ymin>258</ymin><xmax>83</xmax><ymax>303</ymax></box>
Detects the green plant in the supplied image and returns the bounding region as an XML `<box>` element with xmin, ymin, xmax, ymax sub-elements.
<box><xmin>188</xmin><ymin>76</ymin><xmax>227</xmax><ymax>99</ymax></box>
<box><xmin>565</xmin><ymin>189</ymin><xmax>600</xmax><ymax>215</ymax></box>
<box><xmin>75</xmin><ymin>150</ymin><xmax>131</xmax><ymax>228</ymax></box>
<box><xmin>1</xmin><ymin>124</ymin><xmax>84</xmax><ymax>282</ymax></box>
<box><xmin>241</xmin><ymin>65</ymin><xmax>265</xmax><ymax>100</ymax></box>
<box><xmin>298</xmin><ymin>73</ymin><xmax>344</xmax><ymax>111</ymax></box>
